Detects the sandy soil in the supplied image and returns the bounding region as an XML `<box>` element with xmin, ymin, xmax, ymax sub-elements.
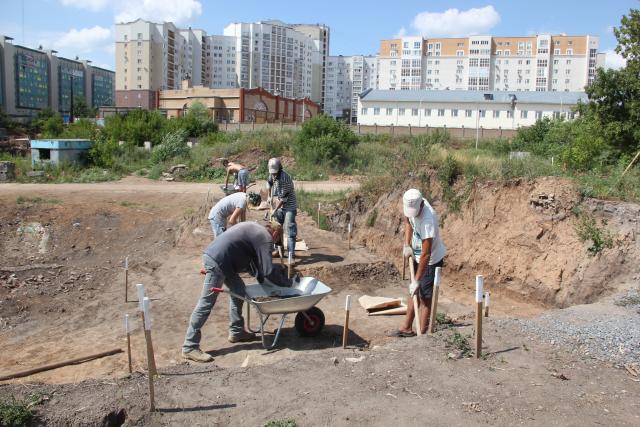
<box><xmin>0</xmin><ymin>177</ymin><xmax>639</xmax><ymax>426</ymax></box>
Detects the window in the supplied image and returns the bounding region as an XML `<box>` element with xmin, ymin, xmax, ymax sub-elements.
<box><xmin>553</xmin><ymin>111</ymin><xmax>561</xmax><ymax>119</ymax></box>
<box><xmin>566</xmin><ymin>48</ymin><xmax>573</xmax><ymax>55</ymax></box>
<box><xmin>479</xmin><ymin>110</ymin><xmax>486</xmax><ymax>118</ymax></box>
<box><xmin>414</xmin><ymin>41</ymin><xmax>421</xmax><ymax>49</ymax></box>
<box><xmin>386</xmin><ymin>108</ymin><xmax>393</xmax><ymax>115</ymax></box>
<box><xmin>535</xmin><ymin>111</ymin><xmax>543</xmax><ymax>120</ymax></box>
<box><xmin>493</xmin><ymin>110</ymin><xmax>500</xmax><ymax>118</ymax></box>
<box><xmin>399</xmin><ymin>108</ymin><xmax>405</xmax><ymax>115</ymax></box>
<box><xmin>412</xmin><ymin>108</ymin><xmax>418</xmax><ymax>116</ymax></box>
<box><xmin>507</xmin><ymin>110</ymin><xmax>513</xmax><ymax>118</ymax></box>
<box><xmin>451</xmin><ymin>109</ymin><xmax>458</xmax><ymax>117</ymax></box>
<box><xmin>361</xmin><ymin>107</ymin><xmax>367</xmax><ymax>115</ymax></box>
<box><xmin>425</xmin><ymin>109</ymin><xmax>431</xmax><ymax>116</ymax></box>
<box><xmin>437</xmin><ymin>109</ymin><xmax>445</xmax><ymax>117</ymax></box>
<box><xmin>456</xmin><ymin>50</ymin><xmax>464</xmax><ymax>56</ymax></box>
<box><xmin>137</xmin><ymin>32</ymin><xmax>143</xmax><ymax>40</ymax></box>
<box><xmin>554</xmin><ymin>49</ymin><xmax>560</xmax><ymax>55</ymax></box>
<box><xmin>403</xmin><ymin>42</ymin><xmax>409</xmax><ymax>48</ymax></box>
<box><xmin>520</xmin><ymin>110</ymin><xmax>528</xmax><ymax>118</ymax></box>
<box><xmin>465</xmin><ymin>109</ymin><xmax>472</xmax><ymax>117</ymax></box>
<box><xmin>374</xmin><ymin>107</ymin><xmax>380</xmax><ymax>115</ymax></box>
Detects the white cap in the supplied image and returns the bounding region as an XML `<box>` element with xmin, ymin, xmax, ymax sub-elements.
<box><xmin>268</xmin><ymin>158</ymin><xmax>281</xmax><ymax>174</ymax></box>
<box><xmin>402</xmin><ymin>189</ymin><xmax>423</xmax><ymax>218</ymax></box>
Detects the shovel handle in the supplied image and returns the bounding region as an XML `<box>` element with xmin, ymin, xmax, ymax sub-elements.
<box><xmin>408</xmin><ymin>259</ymin><xmax>421</xmax><ymax>336</ymax></box>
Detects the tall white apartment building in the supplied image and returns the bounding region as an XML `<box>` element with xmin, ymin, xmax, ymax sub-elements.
<box><xmin>115</xmin><ymin>19</ymin><xmax>329</xmax><ymax>109</ymax></box>
<box><xmin>377</xmin><ymin>34</ymin><xmax>605</xmax><ymax>93</ymax></box>
<box><xmin>223</xmin><ymin>20</ymin><xmax>326</xmax><ymax>102</ymax></box>
<box><xmin>323</xmin><ymin>55</ymin><xmax>378</xmax><ymax>122</ymax></box>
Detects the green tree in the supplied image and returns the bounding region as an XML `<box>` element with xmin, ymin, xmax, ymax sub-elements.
<box><xmin>181</xmin><ymin>102</ymin><xmax>217</xmax><ymax>137</ymax></box>
<box><xmin>72</xmin><ymin>96</ymin><xmax>96</xmax><ymax>118</ymax></box>
<box><xmin>294</xmin><ymin>114</ymin><xmax>358</xmax><ymax>167</ymax></box>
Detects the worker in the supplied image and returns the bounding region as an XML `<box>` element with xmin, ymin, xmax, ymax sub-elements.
<box><xmin>208</xmin><ymin>191</ymin><xmax>262</xmax><ymax>237</ymax></box>
<box><xmin>182</xmin><ymin>221</ymin><xmax>290</xmax><ymax>362</ymax></box>
<box><xmin>221</xmin><ymin>159</ymin><xmax>250</xmax><ymax>192</ymax></box>
<box><xmin>387</xmin><ymin>189</ymin><xmax>446</xmax><ymax>337</ymax></box>
<box><xmin>266</xmin><ymin>157</ymin><xmax>298</xmax><ymax>257</ymax></box>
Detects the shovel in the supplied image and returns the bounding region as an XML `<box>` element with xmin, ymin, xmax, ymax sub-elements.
<box><xmin>408</xmin><ymin>258</ymin><xmax>421</xmax><ymax>336</ymax></box>
<box><xmin>266</xmin><ymin>187</ymin><xmax>284</xmax><ymax>266</ymax></box>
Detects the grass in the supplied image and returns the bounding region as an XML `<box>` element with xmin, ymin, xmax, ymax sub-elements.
<box><xmin>16</xmin><ymin>196</ymin><xmax>61</xmax><ymax>204</ymax></box>
<box><xmin>0</xmin><ymin>394</ymin><xmax>41</xmax><ymax>427</ymax></box>
<box><xmin>264</xmin><ymin>419</ymin><xmax>298</xmax><ymax>427</ymax></box>
<box><xmin>296</xmin><ymin>189</ymin><xmax>347</xmax><ymax>230</ymax></box>
<box><xmin>574</xmin><ymin>211</ymin><xmax>614</xmax><ymax>255</ymax></box>
<box><xmin>445</xmin><ymin>331</ymin><xmax>472</xmax><ymax>357</ymax></box>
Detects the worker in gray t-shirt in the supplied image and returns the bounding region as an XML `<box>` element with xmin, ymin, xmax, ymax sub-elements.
<box><xmin>182</xmin><ymin>222</ymin><xmax>289</xmax><ymax>362</ymax></box>
<box><xmin>208</xmin><ymin>192</ymin><xmax>261</xmax><ymax>237</ymax></box>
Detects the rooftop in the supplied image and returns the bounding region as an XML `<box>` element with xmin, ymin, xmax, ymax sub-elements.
<box><xmin>359</xmin><ymin>89</ymin><xmax>588</xmax><ymax>105</ymax></box>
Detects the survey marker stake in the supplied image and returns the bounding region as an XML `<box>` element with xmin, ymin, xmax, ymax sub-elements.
<box><xmin>475</xmin><ymin>275</ymin><xmax>484</xmax><ymax>359</ymax></box>
<box><xmin>484</xmin><ymin>292</ymin><xmax>490</xmax><ymax>318</ymax></box>
<box><xmin>143</xmin><ymin>297</ymin><xmax>156</xmax><ymax>412</ymax></box>
<box><xmin>428</xmin><ymin>267</ymin><xmax>442</xmax><ymax>334</ymax></box>
<box><xmin>125</xmin><ymin>314</ymin><xmax>132</xmax><ymax>374</ymax></box>
<box><xmin>342</xmin><ymin>294</ymin><xmax>352</xmax><ymax>348</ymax></box>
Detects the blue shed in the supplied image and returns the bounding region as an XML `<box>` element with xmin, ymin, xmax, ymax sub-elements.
<box><xmin>30</xmin><ymin>139</ymin><xmax>93</xmax><ymax>167</ymax></box>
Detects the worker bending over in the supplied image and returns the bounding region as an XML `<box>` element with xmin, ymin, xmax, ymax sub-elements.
<box><xmin>182</xmin><ymin>221</ymin><xmax>289</xmax><ymax>362</ymax></box>
<box><xmin>222</xmin><ymin>159</ymin><xmax>250</xmax><ymax>192</ymax></box>
<box><xmin>208</xmin><ymin>191</ymin><xmax>262</xmax><ymax>237</ymax></box>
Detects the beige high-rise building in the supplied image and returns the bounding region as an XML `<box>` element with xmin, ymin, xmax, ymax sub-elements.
<box><xmin>115</xmin><ymin>19</ymin><xmax>329</xmax><ymax>109</ymax></box>
<box><xmin>377</xmin><ymin>34</ymin><xmax>605</xmax><ymax>93</ymax></box>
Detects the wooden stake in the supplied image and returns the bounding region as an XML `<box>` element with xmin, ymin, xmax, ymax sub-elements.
<box><xmin>0</xmin><ymin>349</ymin><xmax>123</xmax><ymax>381</ymax></box>
<box><xmin>288</xmin><ymin>251</ymin><xmax>293</xmax><ymax>279</ymax></box>
<box><xmin>428</xmin><ymin>267</ymin><xmax>441</xmax><ymax>334</ymax></box>
<box><xmin>475</xmin><ymin>275</ymin><xmax>484</xmax><ymax>358</ymax></box>
<box><xmin>342</xmin><ymin>295</ymin><xmax>351</xmax><ymax>348</ymax></box>
<box><xmin>347</xmin><ymin>223</ymin><xmax>352</xmax><ymax>249</ymax></box>
<box><xmin>124</xmin><ymin>257</ymin><xmax>129</xmax><ymax>303</ymax></box>
<box><xmin>143</xmin><ymin>297</ymin><xmax>156</xmax><ymax>412</ymax></box>
<box><xmin>125</xmin><ymin>314</ymin><xmax>132</xmax><ymax>374</ymax></box>
<box><xmin>317</xmin><ymin>202</ymin><xmax>320</xmax><ymax>227</ymax></box>
<box><xmin>484</xmin><ymin>292</ymin><xmax>490</xmax><ymax>318</ymax></box>
<box><xmin>137</xmin><ymin>284</ymin><xmax>157</xmax><ymax>376</ymax></box>
<box><xmin>408</xmin><ymin>260</ymin><xmax>421</xmax><ymax>336</ymax></box>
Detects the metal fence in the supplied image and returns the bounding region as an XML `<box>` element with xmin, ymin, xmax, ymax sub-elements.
<box><xmin>218</xmin><ymin>121</ymin><xmax>518</xmax><ymax>140</ymax></box>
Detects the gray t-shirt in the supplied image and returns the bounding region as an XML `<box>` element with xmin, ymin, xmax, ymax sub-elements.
<box><xmin>204</xmin><ymin>222</ymin><xmax>284</xmax><ymax>284</ymax></box>
<box><xmin>208</xmin><ymin>192</ymin><xmax>247</xmax><ymax>221</ymax></box>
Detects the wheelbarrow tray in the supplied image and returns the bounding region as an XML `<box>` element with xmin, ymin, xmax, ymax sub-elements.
<box><xmin>245</xmin><ymin>277</ymin><xmax>331</xmax><ymax>315</ymax></box>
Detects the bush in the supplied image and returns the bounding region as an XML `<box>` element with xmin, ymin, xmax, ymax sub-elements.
<box><xmin>151</xmin><ymin>129</ymin><xmax>190</xmax><ymax>163</ymax></box>
<box><xmin>575</xmin><ymin>212</ymin><xmax>614</xmax><ymax>255</ymax></box>
<box><xmin>294</xmin><ymin>115</ymin><xmax>358</xmax><ymax>167</ymax></box>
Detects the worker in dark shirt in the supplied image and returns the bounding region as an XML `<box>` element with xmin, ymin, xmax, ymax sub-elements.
<box><xmin>182</xmin><ymin>221</ymin><xmax>288</xmax><ymax>362</ymax></box>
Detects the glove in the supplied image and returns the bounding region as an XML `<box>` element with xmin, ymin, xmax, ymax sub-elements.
<box><xmin>409</xmin><ymin>280</ymin><xmax>419</xmax><ymax>297</ymax></box>
<box><xmin>402</xmin><ymin>244</ymin><xmax>413</xmax><ymax>259</ymax></box>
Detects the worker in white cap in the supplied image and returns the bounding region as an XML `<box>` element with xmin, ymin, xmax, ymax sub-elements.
<box><xmin>266</xmin><ymin>158</ymin><xmax>298</xmax><ymax>257</ymax></box>
<box><xmin>387</xmin><ymin>189</ymin><xmax>446</xmax><ymax>337</ymax></box>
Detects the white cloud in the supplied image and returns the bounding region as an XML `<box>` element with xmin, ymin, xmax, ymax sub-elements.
<box><xmin>406</xmin><ymin>5</ymin><xmax>501</xmax><ymax>37</ymax></box>
<box><xmin>60</xmin><ymin>0</ymin><xmax>110</xmax><ymax>12</ymax></box>
<box><xmin>604</xmin><ymin>49</ymin><xmax>626</xmax><ymax>69</ymax></box>
<box><xmin>52</xmin><ymin>26</ymin><xmax>113</xmax><ymax>55</ymax></box>
<box><xmin>394</xmin><ymin>27</ymin><xmax>407</xmax><ymax>38</ymax></box>
<box><xmin>60</xmin><ymin>0</ymin><xmax>203</xmax><ymax>26</ymax></box>
<box><xmin>114</xmin><ymin>0</ymin><xmax>203</xmax><ymax>26</ymax></box>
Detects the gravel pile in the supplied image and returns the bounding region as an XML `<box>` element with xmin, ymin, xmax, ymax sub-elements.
<box><xmin>504</xmin><ymin>293</ymin><xmax>640</xmax><ymax>368</ymax></box>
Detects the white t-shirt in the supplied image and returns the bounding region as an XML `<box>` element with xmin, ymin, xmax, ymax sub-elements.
<box><xmin>409</xmin><ymin>198</ymin><xmax>446</xmax><ymax>265</ymax></box>
<box><xmin>208</xmin><ymin>192</ymin><xmax>246</xmax><ymax>221</ymax></box>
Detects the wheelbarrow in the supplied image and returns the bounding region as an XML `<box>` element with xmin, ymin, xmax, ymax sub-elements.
<box><xmin>210</xmin><ymin>277</ymin><xmax>332</xmax><ymax>350</ymax></box>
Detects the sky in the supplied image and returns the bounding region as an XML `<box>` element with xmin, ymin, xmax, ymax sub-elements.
<box><xmin>0</xmin><ymin>0</ymin><xmax>633</xmax><ymax>71</ymax></box>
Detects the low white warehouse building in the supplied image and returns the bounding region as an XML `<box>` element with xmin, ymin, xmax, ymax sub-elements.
<box><xmin>356</xmin><ymin>89</ymin><xmax>587</xmax><ymax>130</ymax></box>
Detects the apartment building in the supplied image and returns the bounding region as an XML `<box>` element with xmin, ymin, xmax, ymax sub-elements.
<box><xmin>115</xmin><ymin>19</ymin><xmax>329</xmax><ymax>109</ymax></box>
<box><xmin>223</xmin><ymin>20</ymin><xmax>324</xmax><ymax>102</ymax></box>
<box><xmin>323</xmin><ymin>55</ymin><xmax>378</xmax><ymax>122</ymax></box>
<box><xmin>377</xmin><ymin>34</ymin><xmax>605</xmax><ymax>92</ymax></box>
<box><xmin>0</xmin><ymin>35</ymin><xmax>114</xmax><ymax>119</ymax></box>
<box><xmin>357</xmin><ymin>89</ymin><xmax>586</xmax><ymax>130</ymax></box>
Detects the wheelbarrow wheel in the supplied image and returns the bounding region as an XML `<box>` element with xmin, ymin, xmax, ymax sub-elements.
<box><xmin>295</xmin><ymin>307</ymin><xmax>325</xmax><ymax>337</ymax></box>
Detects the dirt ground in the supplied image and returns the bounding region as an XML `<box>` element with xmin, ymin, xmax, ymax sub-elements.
<box><xmin>0</xmin><ymin>176</ymin><xmax>639</xmax><ymax>426</ymax></box>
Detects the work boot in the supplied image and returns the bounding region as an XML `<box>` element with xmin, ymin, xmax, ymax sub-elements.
<box><xmin>228</xmin><ymin>330</ymin><xmax>256</xmax><ymax>343</ymax></box>
<box><xmin>181</xmin><ymin>349</ymin><xmax>214</xmax><ymax>363</ymax></box>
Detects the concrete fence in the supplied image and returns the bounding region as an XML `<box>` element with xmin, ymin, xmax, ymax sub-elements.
<box><xmin>219</xmin><ymin>121</ymin><xmax>517</xmax><ymax>139</ymax></box>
